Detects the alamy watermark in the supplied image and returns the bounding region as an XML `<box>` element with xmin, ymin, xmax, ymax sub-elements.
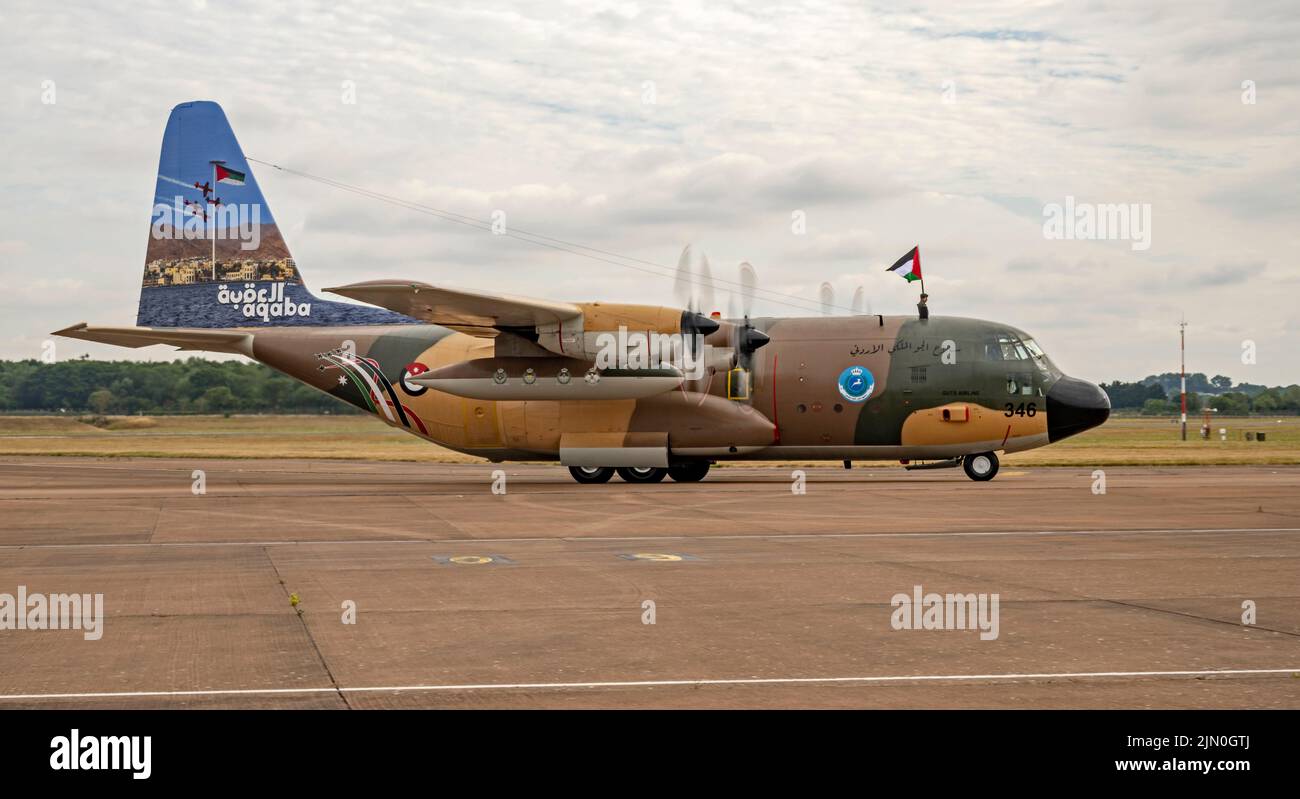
<box><xmin>151</xmin><ymin>197</ymin><xmax>262</xmax><ymax>250</ymax></box>
<box><xmin>1043</xmin><ymin>196</ymin><xmax>1151</xmax><ymax>251</ymax></box>
<box><xmin>594</xmin><ymin>326</ymin><xmax>706</xmax><ymax>380</ymax></box>
<box><xmin>1</xmin><ymin>586</ymin><xmax>104</xmax><ymax>640</ymax></box>
<box><xmin>50</xmin><ymin>729</ymin><xmax>150</xmax><ymax>779</ymax></box>
<box><xmin>890</xmin><ymin>584</ymin><xmax>999</xmax><ymax>640</ymax></box>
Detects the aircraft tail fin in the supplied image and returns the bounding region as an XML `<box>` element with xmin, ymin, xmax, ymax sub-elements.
<box><xmin>139</xmin><ymin>101</ymin><xmax>416</xmax><ymax>329</ymax></box>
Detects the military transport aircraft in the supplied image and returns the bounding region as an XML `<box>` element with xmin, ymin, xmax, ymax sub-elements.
<box><xmin>55</xmin><ymin>101</ymin><xmax>1110</xmax><ymax>484</ymax></box>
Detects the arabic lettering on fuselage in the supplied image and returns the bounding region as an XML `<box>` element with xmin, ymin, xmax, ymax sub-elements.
<box><xmin>849</xmin><ymin>343</ymin><xmax>884</xmax><ymax>356</ymax></box>
<box><xmin>849</xmin><ymin>340</ymin><xmax>959</xmax><ymax>358</ymax></box>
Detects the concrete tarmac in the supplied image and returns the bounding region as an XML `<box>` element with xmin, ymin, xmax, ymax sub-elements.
<box><xmin>1</xmin><ymin>457</ymin><xmax>1297</xmax><ymax>708</ymax></box>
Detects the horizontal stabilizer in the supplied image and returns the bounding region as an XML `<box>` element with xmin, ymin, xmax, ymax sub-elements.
<box><xmin>52</xmin><ymin>323</ymin><xmax>253</xmax><ymax>355</ymax></box>
<box><xmin>325</xmin><ymin>281</ymin><xmax>581</xmax><ymax>336</ymax></box>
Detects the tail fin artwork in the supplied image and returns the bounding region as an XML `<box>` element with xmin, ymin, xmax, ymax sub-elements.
<box><xmin>139</xmin><ymin>101</ymin><xmax>417</xmax><ymax>328</ymax></box>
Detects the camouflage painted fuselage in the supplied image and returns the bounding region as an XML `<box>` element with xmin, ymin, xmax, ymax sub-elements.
<box><xmin>246</xmin><ymin>313</ymin><xmax>1096</xmax><ymax>463</ymax></box>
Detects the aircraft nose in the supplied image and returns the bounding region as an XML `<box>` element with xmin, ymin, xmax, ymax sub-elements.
<box><xmin>1046</xmin><ymin>376</ymin><xmax>1110</xmax><ymax>442</ymax></box>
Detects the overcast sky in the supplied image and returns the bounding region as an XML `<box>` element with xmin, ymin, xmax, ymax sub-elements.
<box><xmin>1</xmin><ymin>1</ymin><xmax>1297</xmax><ymax>385</ymax></box>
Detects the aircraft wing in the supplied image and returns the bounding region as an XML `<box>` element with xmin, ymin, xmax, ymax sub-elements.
<box><xmin>52</xmin><ymin>323</ymin><xmax>254</xmax><ymax>355</ymax></box>
<box><xmin>324</xmin><ymin>281</ymin><xmax>582</xmax><ymax>336</ymax></box>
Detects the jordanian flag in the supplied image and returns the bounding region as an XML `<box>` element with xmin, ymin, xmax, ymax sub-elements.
<box><xmin>215</xmin><ymin>164</ymin><xmax>246</xmax><ymax>185</ymax></box>
<box><xmin>886</xmin><ymin>246</ymin><xmax>922</xmax><ymax>282</ymax></box>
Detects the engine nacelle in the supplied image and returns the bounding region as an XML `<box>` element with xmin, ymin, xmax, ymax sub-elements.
<box><xmin>535</xmin><ymin>304</ymin><xmax>718</xmax><ymax>362</ymax></box>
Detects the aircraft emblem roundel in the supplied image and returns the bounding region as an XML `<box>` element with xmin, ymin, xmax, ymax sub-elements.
<box><xmin>837</xmin><ymin>365</ymin><xmax>875</xmax><ymax>403</ymax></box>
<box><xmin>401</xmin><ymin>362</ymin><xmax>430</xmax><ymax>395</ymax></box>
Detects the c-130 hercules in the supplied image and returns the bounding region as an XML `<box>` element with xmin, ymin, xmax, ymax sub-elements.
<box><xmin>56</xmin><ymin>102</ymin><xmax>1110</xmax><ymax>484</ymax></box>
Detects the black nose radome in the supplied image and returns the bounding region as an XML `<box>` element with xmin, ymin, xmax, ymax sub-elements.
<box><xmin>1047</xmin><ymin>376</ymin><xmax>1110</xmax><ymax>442</ymax></box>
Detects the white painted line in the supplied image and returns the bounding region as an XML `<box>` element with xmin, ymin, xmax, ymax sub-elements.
<box><xmin>2</xmin><ymin>668</ymin><xmax>1296</xmax><ymax>701</ymax></box>
<box><xmin>2</xmin><ymin>527</ymin><xmax>1298</xmax><ymax>550</ymax></box>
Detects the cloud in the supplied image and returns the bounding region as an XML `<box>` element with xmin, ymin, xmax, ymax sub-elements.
<box><xmin>1192</xmin><ymin>262</ymin><xmax>1265</xmax><ymax>287</ymax></box>
<box><xmin>0</xmin><ymin>0</ymin><xmax>1298</xmax><ymax>385</ymax></box>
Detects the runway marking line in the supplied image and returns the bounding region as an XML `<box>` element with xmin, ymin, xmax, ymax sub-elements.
<box><xmin>3</xmin><ymin>527</ymin><xmax>1299</xmax><ymax>550</ymax></box>
<box><xmin>1</xmin><ymin>668</ymin><xmax>1296</xmax><ymax>702</ymax></box>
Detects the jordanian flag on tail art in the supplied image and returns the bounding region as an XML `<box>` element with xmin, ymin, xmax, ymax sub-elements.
<box><xmin>886</xmin><ymin>246</ymin><xmax>922</xmax><ymax>282</ymax></box>
<box><xmin>215</xmin><ymin>164</ymin><xmax>246</xmax><ymax>185</ymax></box>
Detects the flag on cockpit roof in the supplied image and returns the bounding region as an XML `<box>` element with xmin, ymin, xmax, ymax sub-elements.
<box><xmin>886</xmin><ymin>246</ymin><xmax>921</xmax><ymax>282</ymax></box>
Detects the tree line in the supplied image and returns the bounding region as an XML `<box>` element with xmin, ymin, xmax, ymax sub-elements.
<box><xmin>0</xmin><ymin>359</ymin><xmax>1295</xmax><ymax>416</ymax></box>
<box><xmin>0</xmin><ymin>359</ymin><xmax>354</xmax><ymax>414</ymax></box>
<box><xmin>1102</xmin><ymin>373</ymin><xmax>1300</xmax><ymax>415</ymax></box>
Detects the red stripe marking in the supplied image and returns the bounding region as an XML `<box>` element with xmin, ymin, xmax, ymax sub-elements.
<box><xmin>403</xmin><ymin>406</ymin><xmax>428</xmax><ymax>435</ymax></box>
<box><xmin>771</xmin><ymin>353</ymin><xmax>780</xmax><ymax>443</ymax></box>
<box><xmin>1000</xmin><ymin>424</ymin><xmax>1011</xmax><ymax>447</ymax></box>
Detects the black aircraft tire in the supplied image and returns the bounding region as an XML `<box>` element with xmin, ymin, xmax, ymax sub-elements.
<box><xmin>616</xmin><ymin>466</ymin><xmax>668</xmax><ymax>483</ymax></box>
<box><xmin>569</xmin><ymin>466</ymin><xmax>615</xmax><ymax>484</ymax></box>
<box><xmin>667</xmin><ymin>462</ymin><xmax>711</xmax><ymax>482</ymax></box>
<box><xmin>962</xmin><ymin>452</ymin><xmax>1000</xmax><ymax>482</ymax></box>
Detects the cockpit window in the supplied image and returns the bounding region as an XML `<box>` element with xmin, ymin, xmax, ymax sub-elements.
<box><xmin>1021</xmin><ymin>337</ymin><xmax>1059</xmax><ymax>379</ymax></box>
<box><xmin>985</xmin><ymin>332</ymin><xmax>1029</xmax><ymax>361</ymax></box>
<box><xmin>984</xmin><ymin>333</ymin><xmax>1060</xmax><ymax>379</ymax></box>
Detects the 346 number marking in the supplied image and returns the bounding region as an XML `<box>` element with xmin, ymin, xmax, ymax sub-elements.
<box><xmin>1004</xmin><ymin>402</ymin><xmax>1037</xmax><ymax>417</ymax></box>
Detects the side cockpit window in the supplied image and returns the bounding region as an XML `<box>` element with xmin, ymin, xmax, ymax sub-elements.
<box><xmin>1020</xmin><ymin>337</ymin><xmax>1060</xmax><ymax>380</ymax></box>
<box><xmin>985</xmin><ymin>331</ymin><xmax>1028</xmax><ymax>361</ymax></box>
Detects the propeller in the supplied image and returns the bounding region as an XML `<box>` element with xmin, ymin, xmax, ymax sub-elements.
<box><xmin>734</xmin><ymin>260</ymin><xmax>769</xmax><ymax>372</ymax></box>
<box><xmin>697</xmin><ymin>253</ymin><xmax>716</xmax><ymax>317</ymax></box>
<box><xmin>738</xmin><ymin>261</ymin><xmax>757</xmax><ymax>318</ymax></box>
<box><xmin>851</xmin><ymin>285</ymin><xmax>865</xmax><ymax>316</ymax></box>
<box><xmin>673</xmin><ymin>244</ymin><xmax>696</xmax><ymax>312</ymax></box>
<box><xmin>673</xmin><ymin>244</ymin><xmax>719</xmax><ymax>364</ymax></box>
<box><xmin>819</xmin><ymin>282</ymin><xmax>835</xmax><ymax>316</ymax></box>
<box><xmin>671</xmin><ymin>248</ymin><xmax>767</xmax><ymax>383</ymax></box>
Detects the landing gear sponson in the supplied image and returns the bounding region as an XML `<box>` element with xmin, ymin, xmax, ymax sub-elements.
<box><xmin>568</xmin><ymin>463</ymin><xmax>711</xmax><ymax>484</ymax></box>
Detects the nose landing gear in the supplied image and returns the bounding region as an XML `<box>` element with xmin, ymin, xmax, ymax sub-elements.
<box><xmin>962</xmin><ymin>451</ymin><xmax>999</xmax><ymax>481</ymax></box>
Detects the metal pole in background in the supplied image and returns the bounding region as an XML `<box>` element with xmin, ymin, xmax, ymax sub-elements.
<box><xmin>1180</xmin><ymin>318</ymin><xmax>1187</xmax><ymax>441</ymax></box>
<box><xmin>210</xmin><ymin>162</ymin><xmax>217</xmax><ymax>281</ymax></box>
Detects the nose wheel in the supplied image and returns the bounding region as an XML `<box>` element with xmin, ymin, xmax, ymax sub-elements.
<box><xmin>962</xmin><ymin>452</ymin><xmax>999</xmax><ymax>481</ymax></box>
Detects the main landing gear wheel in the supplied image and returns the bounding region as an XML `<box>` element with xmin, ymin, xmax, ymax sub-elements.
<box><xmin>962</xmin><ymin>451</ymin><xmax>999</xmax><ymax>482</ymax></box>
<box><xmin>667</xmin><ymin>462</ymin><xmax>711</xmax><ymax>482</ymax></box>
<box><xmin>569</xmin><ymin>466</ymin><xmax>615</xmax><ymax>484</ymax></box>
<box><xmin>616</xmin><ymin>466</ymin><xmax>668</xmax><ymax>483</ymax></box>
